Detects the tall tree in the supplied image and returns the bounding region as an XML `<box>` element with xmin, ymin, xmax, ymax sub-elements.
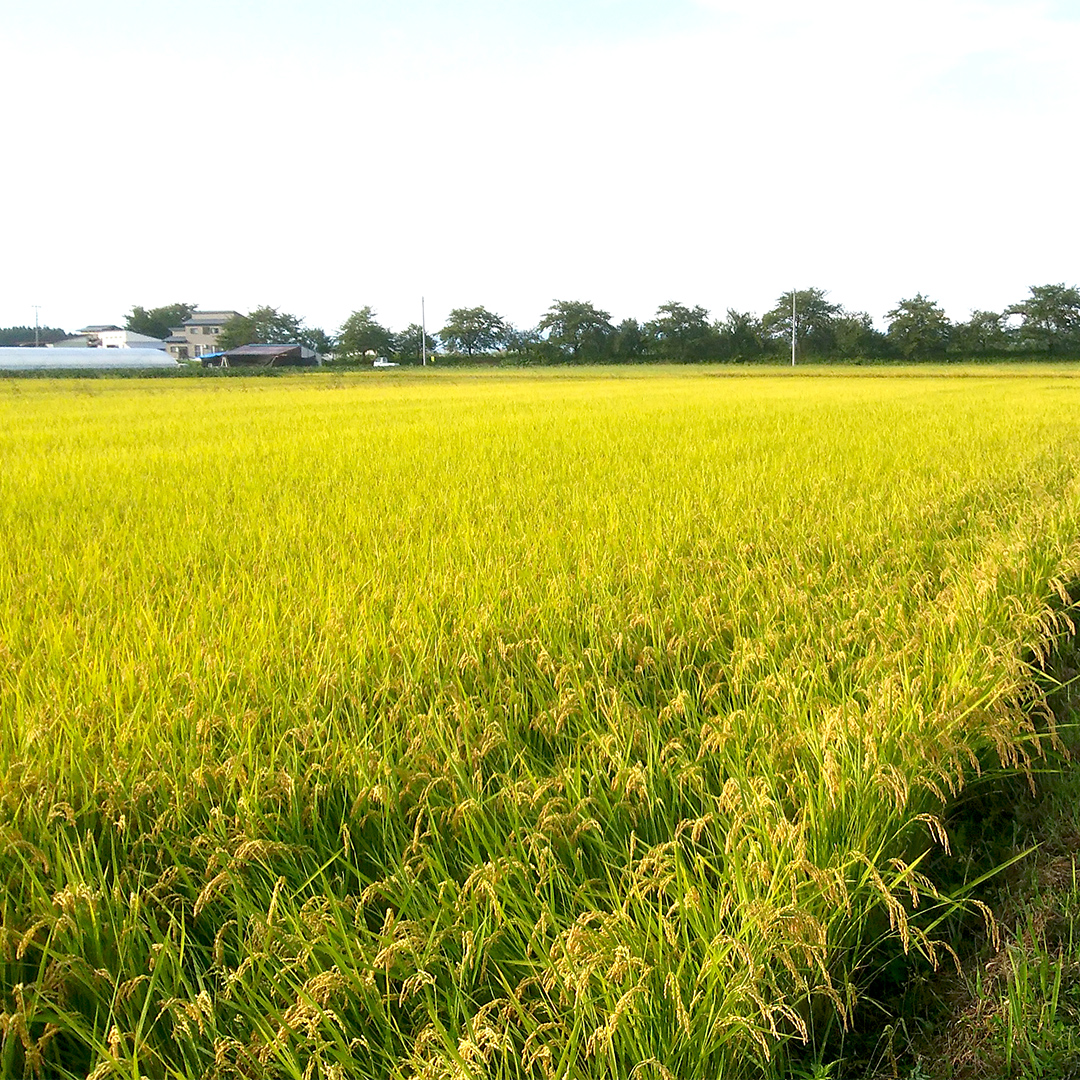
<box><xmin>645</xmin><ymin>302</ymin><xmax>718</xmax><ymax>362</ymax></box>
<box><xmin>762</xmin><ymin>288</ymin><xmax>842</xmax><ymax>358</ymax></box>
<box><xmin>832</xmin><ymin>311</ymin><xmax>889</xmax><ymax>359</ymax></box>
<box><xmin>335</xmin><ymin>307</ymin><xmax>395</xmax><ymax>359</ymax></box>
<box><xmin>125</xmin><ymin>302</ymin><xmax>197</xmax><ymax>341</ymax></box>
<box><xmin>1005</xmin><ymin>284</ymin><xmax>1080</xmax><ymax>356</ymax></box>
<box><xmin>716</xmin><ymin>310</ymin><xmax>764</xmax><ymax>360</ymax></box>
<box><xmin>537</xmin><ymin>300</ymin><xmax>614</xmax><ymax>362</ymax></box>
<box><xmin>886</xmin><ymin>294</ymin><xmax>951</xmax><ymax>359</ymax></box>
<box><xmin>611</xmin><ymin>318</ymin><xmax>647</xmax><ymax>362</ymax></box>
<box><xmin>439</xmin><ymin>306</ymin><xmax>509</xmax><ymax>356</ymax></box>
<box><xmin>952</xmin><ymin>310</ymin><xmax>1009</xmax><ymax>356</ymax></box>
<box><xmin>304</xmin><ymin>327</ymin><xmax>336</xmax><ymax>356</ymax></box>
<box><xmin>504</xmin><ymin>326</ymin><xmax>543</xmax><ymax>362</ymax></box>
<box><xmin>218</xmin><ymin>306</ymin><xmax>328</xmax><ymax>352</ymax></box>
<box><xmin>395</xmin><ymin>323</ymin><xmax>438</xmax><ymax>365</ymax></box>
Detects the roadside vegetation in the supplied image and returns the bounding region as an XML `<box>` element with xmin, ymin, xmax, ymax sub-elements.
<box><xmin>2</xmin><ymin>369</ymin><xmax>1080</xmax><ymax>1078</ymax></box>
<box><xmin>856</xmin><ymin>655</ymin><xmax>1080</xmax><ymax>1080</ymax></box>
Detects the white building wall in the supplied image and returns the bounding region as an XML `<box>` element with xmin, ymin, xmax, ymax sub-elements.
<box><xmin>97</xmin><ymin>330</ymin><xmax>167</xmax><ymax>350</ymax></box>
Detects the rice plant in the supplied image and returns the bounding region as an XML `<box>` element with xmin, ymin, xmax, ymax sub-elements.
<box><xmin>1</xmin><ymin>368</ymin><xmax>1080</xmax><ymax>1078</ymax></box>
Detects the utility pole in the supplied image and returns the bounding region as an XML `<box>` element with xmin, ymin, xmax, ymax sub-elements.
<box><xmin>790</xmin><ymin>289</ymin><xmax>796</xmax><ymax>366</ymax></box>
<box><xmin>32</xmin><ymin>305</ymin><xmax>41</xmax><ymax>347</ymax></box>
<box><xmin>421</xmin><ymin>297</ymin><xmax>427</xmax><ymax>367</ymax></box>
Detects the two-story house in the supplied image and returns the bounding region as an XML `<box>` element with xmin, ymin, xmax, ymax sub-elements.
<box><xmin>165</xmin><ymin>311</ymin><xmax>240</xmax><ymax>360</ymax></box>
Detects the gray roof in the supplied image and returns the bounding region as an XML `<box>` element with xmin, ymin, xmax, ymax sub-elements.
<box><xmin>115</xmin><ymin>331</ymin><xmax>166</xmax><ymax>345</ymax></box>
<box><xmin>217</xmin><ymin>343</ymin><xmax>320</xmax><ymax>367</ymax></box>
<box><xmin>77</xmin><ymin>324</ymin><xmax>122</xmax><ymax>333</ymax></box>
<box><xmin>224</xmin><ymin>343</ymin><xmax>308</xmax><ymax>356</ymax></box>
<box><xmin>184</xmin><ymin>311</ymin><xmax>239</xmax><ymax>326</ymax></box>
<box><xmin>0</xmin><ymin>348</ymin><xmax>180</xmax><ymax>370</ymax></box>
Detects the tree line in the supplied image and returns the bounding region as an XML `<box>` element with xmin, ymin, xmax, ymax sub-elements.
<box><xmin>235</xmin><ymin>284</ymin><xmax>1080</xmax><ymax>363</ymax></box>
<box><xmin>5</xmin><ymin>284</ymin><xmax>1078</xmax><ymax>363</ymax></box>
<box><xmin>0</xmin><ymin>326</ymin><xmax>68</xmax><ymax>347</ymax></box>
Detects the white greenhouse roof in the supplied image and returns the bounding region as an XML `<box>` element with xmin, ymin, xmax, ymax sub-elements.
<box><xmin>0</xmin><ymin>348</ymin><xmax>182</xmax><ymax>370</ymax></box>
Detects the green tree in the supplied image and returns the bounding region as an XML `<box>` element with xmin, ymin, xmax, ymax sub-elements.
<box><xmin>644</xmin><ymin>302</ymin><xmax>718</xmax><ymax>362</ymax></box>
<box><xmin>335</xmin><ymin>307</ymin><xmax>395</xmax><ymax>359</ymax></box>
<box><xmin>611</xmin><ymin>318</ymin><xmax>647</xmax><ymax>362</ymax></box>
<box><xmin>716</xmin><ymin>310</ymin><xmax>764</xmax><ymax>360</ymax></box>
<box><xmin>438</xmin><ymin>306</ymin><xmax>509</xmax><ymax>356</ymax></box>
<box><xmin>886</xmin><ymin>294</ymin><xmax>951</xmax><ymax>359</ymax></box>
<box><xmin>951</xmin><ymin>310</ymin><xmax>1009</xmax><ymax>356</ymax></box>
<box><xmin>304</xmin><ymin>327</ymin><xmax>336</xmax><ymax>356</ymax></box>
<box><xmin>0</xmin><ymin>325</ymin><xmax>67</xmax><ymax>346</ymax></box>
<box><xmin>832</xmin><ymin>311</ymin><xmax>890</xmax><ymax>359</ymax></box>
<box><xmin>219</xmin><ymin>306</ymin><xmax>320</xmax><ymax>351</ymax></box>
<box><xmin>1005</xmin><ymin>284</ymin><xmax>1080</xmax><ymax>356</ymax></box>
<box><xmin>125</xmin><ymin>302</ymin><xmax>196</xmax><ymax>341</ymax></box>
<box><xmin>537</xmin><ymin>300</ymin><xmax>614</xmax><ymax>362</ymax></box>
<box><xmin>394</xmin><ymin>324</ymin><xmax>438</xmax><ymax>365</ymax></box>
<box><xmin>504</xmin><ymin>327</ymin><xmax>543</xmax><ymax>363</ymax></box>
<box><xmin>762</xmin><ymin>288</ymin><xmax>842</xmax><ymax>358</ymax></box>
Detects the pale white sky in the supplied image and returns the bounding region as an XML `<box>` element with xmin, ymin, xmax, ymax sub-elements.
<box><xmin>2</xmin><ymin>0</ymin><xmax>1077</xmax><ymax>336</ymax></box>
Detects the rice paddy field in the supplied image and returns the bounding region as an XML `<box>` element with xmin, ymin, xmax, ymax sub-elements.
<box><xmin>3</xmin><ymin>367</ymin><xmax>1080</xmax><ymax>1079</ymax></box>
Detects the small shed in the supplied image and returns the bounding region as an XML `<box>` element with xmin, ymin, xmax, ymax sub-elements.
<box><xmin>205</xmin><ymin>344</ymin><xmax>321</xmax><ymax>368</ymax></box>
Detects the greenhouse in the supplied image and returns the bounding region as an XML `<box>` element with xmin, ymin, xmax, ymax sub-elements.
<box><xmin>0</xmin><ymin>348</ymin><xmax>181</xmax><ymax>371</ymax></box>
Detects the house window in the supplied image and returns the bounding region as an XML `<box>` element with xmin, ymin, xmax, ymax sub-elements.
<box><xmin>210</xmin><ymin>327</ymin><xmax>219</xmax><ymax>334</ymax></box>
<box><xmin>190</xmin><ymin>326</ymin><xmax>200</xmax><ymax>334</ymax></box>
